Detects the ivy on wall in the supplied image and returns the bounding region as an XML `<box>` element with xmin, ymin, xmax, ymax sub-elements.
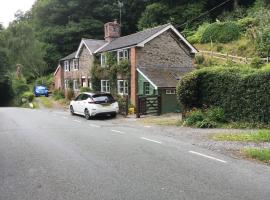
<box><xmin>90</xmin><ymin>51</ymin><xmax>131</xmax><ymax>94</ymax></box>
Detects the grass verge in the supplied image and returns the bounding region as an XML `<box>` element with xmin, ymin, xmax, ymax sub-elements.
<box><xmin>39</xmin><ymin>97</ymin><xmax>53</xmax><ymax>108</ymax></box>
<box><xmin>243</xmin><ymin>148</ymin><xmax>270</xmax><ymax>164</ymax></box>
<box><xmin>141</xmin><ymin>116</ymin><xmax>182</xmax><ymax>126</ymax></box>
<box><xmin>212</xmin><ymin>130</ymin><xmax>270</xmax><ymax>142</ymax></box>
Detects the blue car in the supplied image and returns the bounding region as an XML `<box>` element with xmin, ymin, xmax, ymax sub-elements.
<box><xmin>34</xmin><ymin>85</ymin><xmax>49</xmax><ymax>97</ymax></box>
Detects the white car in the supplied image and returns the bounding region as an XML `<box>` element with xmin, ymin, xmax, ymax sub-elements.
<box><xmin>70</xmin><ymin>92</ymin><xmax>119</xmax><ymax>119</ymax></box>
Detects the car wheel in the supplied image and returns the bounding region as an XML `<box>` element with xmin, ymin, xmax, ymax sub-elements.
<box><xmin>84</xmin><ymin>109</ymin><xmax>91</xmax><ymax>120</ymax></box>
<box><xmin>70</xmin><ymin>106</ymin><xmax>74</xmax><ymax>115</ymax></box>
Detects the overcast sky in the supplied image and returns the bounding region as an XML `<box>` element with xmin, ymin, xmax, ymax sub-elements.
<box><xmin>0</xmin><ymin>0</ymin><xmax>36</xmax><ymax>27</ymax></box>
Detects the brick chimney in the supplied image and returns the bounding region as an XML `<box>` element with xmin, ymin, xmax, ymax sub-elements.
<box><xmin>104</xmin><ymin>20</ymin><xmax>120</xmax><ymax>42</ymax></box>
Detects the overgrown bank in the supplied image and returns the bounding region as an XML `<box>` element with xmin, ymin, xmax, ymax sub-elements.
<box><xmin>177</xmin><ymin>66</ymin><xmax>270</xmax><ymax>127</ymax></box>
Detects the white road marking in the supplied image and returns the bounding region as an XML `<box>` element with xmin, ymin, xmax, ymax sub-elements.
<box><xmin>141</xmin><ymin>137</ymin><xmax>162</xmax><ymax>144</ymax></box>
<box><xmin>189</xmin><ymin>151</ymin><xmax>227</xmax><ymax>163</ymax></box>
<box><xmin>73</xmin><ymin>120</ymin><xmax>81</xmax><ymax>123</ymax></box>
<box><xmin>111</xmin><ymin>130</ymin><xmax>125</xmax><ymax>134</ymax></box>
<box><xmin>90</xmin><ymin>124</ymin><xmax>101</xmax><ymax>128</ymax></box>
<box><xmin>144</xmin><ymin>126</ymin><xmax>152</xmax><ymax>128</ymax></box>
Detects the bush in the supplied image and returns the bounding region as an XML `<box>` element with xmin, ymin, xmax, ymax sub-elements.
<box><xmin>21</xmin><ymin>92</ymin><xmax>34</xmax><ymax>102</ymax></box>
<box><xmin>187</xmin><ymin>23</ymin><xmax>210</xmax><ymax>44</ymax></box>
<box><xmin>52</xmin><ymin>90</ymin><xmax>65</xmax><ymax>100</ymax></box>
<box><xmin>184</xmin><ymin>109</ymin><xmax>204</xmax><ymax>126</ymax></box>
<box><xmin>35</xmin><ymin>74</ymin><xmax>53</xmax><ymax>88</ymax></box>
<box><xmin>195</xmin><ymin>55</ymin><xmax>205</xmax><ymax>65</ymax></box>
<box><xmin>80</xmin><ymin>87</ymin><xmax>92</xmax><ymax>93</ymax></box>
<box><xmin>10</xmin><ymin>75</ymin><xmax>30</xmax><ymax>105</ymax></box>
<box><xmin>201</xmin><ymin>22</ymin><xmax>240</xmax><ymax>43</ymax></box>
<box><xmin>250</xmin><ymin>57</ymin><xmax>264</xmax><ymax>69</ymax></box>
<box><xmin>66</xmin><ymin>90</ymin><xmax>74</xmax><ymax>100</ymax></box>
<box><xmin>206</xmin><ymin>107</ymin><xmax>226</xmax><ymax>123</ymax></box>
<box><xmin>177</xmin><ymin>66</ymin><xmax>270</xmax><ymax>123</ymax></box>
<box><xmin>236</xmin><ymin>17</ymin><xmax>255</xmax><ymax>32</ymax></box>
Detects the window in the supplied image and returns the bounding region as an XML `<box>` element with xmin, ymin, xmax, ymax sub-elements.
<box><xmin>101</xmin><ymin>80</ymin><xmax>110</xmax><ymax>93</ymax></box>
<box><xmin>166</xmin><ymin>89</ymin><xmax>176</xmax><ymax>95</ymax></box>
<box><xmin>73</xmin><ymin>59</ymin><xmax>79</xmax><ymax>70</ymax></box>
<box><xmin>64</xmin><ymin>61</ymin><xmax>70</xmax><ymax>71</ymax></box>
<box><xmin>117</xmin><ymin>80</ymin><xmax>128</xmax><ymax>95</ymax></box>
<box><xmin>101</xmin><ymin>53</ymin><xmax>107</xmax><ymax>67</ymax></box>
<box><xmin>144</xmin><ymin>82</ymin><xmax>150</xmax><ymax>95</ymax></box>
<box><xmin>88</xmin><ymin>77</ymin><xmax>92</xmax><ymax>89</ymax></box>
<box><xmin>64</xmin><ymin>79</ymin><xmax>69</xmax><ymax>90</ymax></box>
<box><xmin>73</xmin><ymin>80</ymin><xmax>79</xmax><ymax>91</ymax></box>
<box><xmin>117</xmin><ymin>49</ymin><xmax>129</xmax><ymax>64</ymax></box>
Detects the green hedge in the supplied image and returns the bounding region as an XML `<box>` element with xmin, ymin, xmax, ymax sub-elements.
<box><xmin>201</xmin><ymin>22</ymin><xmax>240</xmax><ymax>43</ymax></box>
<box><xmin>177</xmin><ymin>66</ymin><xmax>270</xmax><ymax>123</ymax></box>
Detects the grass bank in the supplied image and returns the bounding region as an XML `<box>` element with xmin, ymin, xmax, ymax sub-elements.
<box><xmin>243</xmin><ymin>149</ymin><xmax>270</xmax><ymax>164</ymax></box>
<box><xmin>212</xmin><ymin>130</ymin><xmax>270</xmax><ymax>142</ymax></box>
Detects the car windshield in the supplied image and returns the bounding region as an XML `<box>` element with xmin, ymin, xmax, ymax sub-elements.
<box><xmin>36</xmin><ymin>86</ymin><xmax>47</xmax><ymax>90</ymax></box>
<box><xmin>92</xmin><ymin>94</ymin><xmax>115</xmax><ymax>104</ymax></box>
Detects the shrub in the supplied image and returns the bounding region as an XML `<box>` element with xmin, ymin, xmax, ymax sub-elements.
<box><xmin>10</xmin><ymin>75</ymin><xmax>30</xmax><ymax>105</ymax></box>
<box><xmin>177</xmin><ymin>66</ymin><xmax>270</xmax><ymax>123</ymax></box>
<box><xmin>52</xmin><ymin>90</ymin><xmax>65</xmax><ymax>100</ymax></box>
<box><xmin>184</xmin><ymin>109</ymin><xmax>204</xmax><ymax>126</ymax></box>
<box><xmin>201</xmin><ymin>22</ymin><xmax>240</xmax><ymax>43</ymax></box>
<box><xmin>80</xmin><ymin>87</ymin><xmax>92</xmax><ymax>93</ymax></box>
<box><xmin>195</xmin><ymin>55</ymin><xmax>205</xmax><ymax>65</ymax></box>
<box><xmin>206</xmin><ymin>107</ymin><xmax>226</xmax><ymax>123</ymax></box>
<box><xmin>250</xmin><ymin>57</ymin><xmax>264</xmax><ymax>69</ymax></box>
<box><xmin>21</xmin><ymin>92</ymin><xmax>34</xmax><ymax>102</ymax></box>
<box><xmin>187</xmin><ymin>22</ymin><xmax>210</xmax><ymax>44</ymax></box>
<box><xmin>236</xmin><ymin>17</ymin><xmax>255</xmax><ymax>32</ymax></box>
<box><xmin>66</xmin><ymin>90</ymin><xmax>74</xmax><ymax>100</ymax></box>
<box><xmin>196</xmin><ymin>118</ymin><xmax>217</xmax><ymax>128</ymax></box>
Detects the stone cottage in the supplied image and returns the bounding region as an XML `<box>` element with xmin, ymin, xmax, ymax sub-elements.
<box><xmin>55</xmin><ymin>20</ymin><xmax>197</xmax><ymax>113</ymax></box>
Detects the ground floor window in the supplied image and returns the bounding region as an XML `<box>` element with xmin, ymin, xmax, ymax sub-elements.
<box><xmin>117</xmin><ymin>80</ymin><xmax>128</xmax><ymax>95</ymax></box>
<box><xmin>101</xmin><ymin>80</ymin><xmax>110</xmax><ymax>93</ymax></box>
<box><xmin>165</xmin><ymin>89</ymin><xmax>176</xmax><ymax>95</ymax></box>
<box><xmin>73</xmin><ymin>79</ymin><xmax>79</xmax><ymax>91</ymax></box>
<box><xmin>144</xmin><ymin>82</ymin><xmax>150</xmax><ymax>95</ymax></box>
<box><xmin>64</xmin><ymin>79</ymin><xmax>69</xmax><ymax>90</ymax></box>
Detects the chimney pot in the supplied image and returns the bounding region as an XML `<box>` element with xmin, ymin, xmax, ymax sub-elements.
<box><xmin>104</xmin><ymin>20</ymin><xmax>121</xmax><ymax>42</ymax></box>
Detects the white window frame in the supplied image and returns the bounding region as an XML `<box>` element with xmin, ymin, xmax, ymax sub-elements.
<box><xmin>64</xmin><ymin>79</ymin><xmax>69</xmax><ymax>90</ymax></box>
<box><xmin>73</xmin><ymin>59</ymin><xmax>79</xmax><ymax>70</ymax></box>
<box><xmin>117</xmin><ymin>49</ymin><xmax>129</xmax><ymax>64</ymax></box>
<box><xmin>144</xmin><ymin>82</ymin><xmax>150</xmax><ymax>95</ymax></box>
<box><xmin>64</xmin><ymin>61</ymin><xmax>70</xmax><ymax>71</ymax></box>
<box><xmin>101</xmin><ymin>80</ymin><xmax>110</xmax><ymax>93</ymax></box>
<box><xmin>166</xmin><ymin>89</ymin><xmax>176</xmax><ymax>95</ymax></box>
<box><xmin>73</xmin><ymin>79</ymin><xmax>79</xmax><ymax>91</ymax></box>
<box><xmin>101</xmin><ymin>53</ymin><xmax>107</xmax><ymax>67</ymax></box>
<box><xmin>117</xmin><ymin>80</ymin><xmax>128</xmax><ymax>95</ymax></box>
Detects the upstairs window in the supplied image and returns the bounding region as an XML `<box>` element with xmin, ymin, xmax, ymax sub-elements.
<box><xmin>117</xmin><ymin>80</ymin><xmax>128</xmax><ymax>95</ymax></box>
<box><xmin>101</xmin><ymin>80</ymin><xmax>110</xmax><ymax>93</ymax></box>
<box><xmin>64</xmin><ymin>61</ymin><xmax>70</xmax><ymax>71</ymax></box>
<box><xmin>117</xmin><ymin>49</ymin><xmax>129</xmax><ymax>64</ymax></box>
<box><xmin>101</xmin><ymin>53</ymin><xmax>107</xmax><ymax>67</ymax></box>
<box><xmin>73</xmin><ymin>59</ymin><xmax>79</xmax><ymax>70</ymax></box>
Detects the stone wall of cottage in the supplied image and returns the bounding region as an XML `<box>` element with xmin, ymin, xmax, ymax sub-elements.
<box><xmin>64</xmin><ymin>45</ymin><xmax>94</xmax><ymax>88</ymax></box>
<box><xmin>136</xmin><ymin>30</ymin><xmax>194</xmax><ymax>68</ymax></box>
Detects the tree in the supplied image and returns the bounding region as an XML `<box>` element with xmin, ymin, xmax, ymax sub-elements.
<box><xmin>138</xmin><ymin>3</ymin><xmax>170</xmax><ymax>30</ymax></box>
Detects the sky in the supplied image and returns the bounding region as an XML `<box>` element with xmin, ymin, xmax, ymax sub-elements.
<box><xmin>0</xmin><ymin>0</ymin><xmax>36</xmax><ymax>27</ymax></box>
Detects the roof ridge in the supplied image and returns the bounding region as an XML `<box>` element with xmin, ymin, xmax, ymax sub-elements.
<box><xmin>116</xmin><ymin>23</ymin><xmax>171</xmax><ymax>40</ymax></box>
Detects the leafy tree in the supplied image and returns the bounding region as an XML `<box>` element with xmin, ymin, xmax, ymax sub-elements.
<box><xmin>138</xmin><ymin>3</ymin><xmax>170</xmax><ymax>30</ymax></box>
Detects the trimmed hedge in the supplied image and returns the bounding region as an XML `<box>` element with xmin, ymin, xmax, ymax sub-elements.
<box><xmin>201</xmin><ymin>22</ymin><xmax>240</xmax><ymax>43</ymax></box>
<box><xmin>177</xmin><ymin>66</ymin><xmax>270</xmax><ymax>123</ymax></box>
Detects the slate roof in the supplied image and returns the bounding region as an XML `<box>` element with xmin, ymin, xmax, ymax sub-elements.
<box><xmin>59</xmin><ymin>51</ymin><xmax>76</xmax><ymax>61</ymax></box>
<box><xmin>97</xmin><ymin>23</ymin><xmax>171</xmax><ymax>53</ymax></box>
<box><xmin>138</xmin><ymin>66</ymin><xmax>193</xmax><ymax>88</ymax></box>
<box><xmin>82</xmin><ymin>39</ymin><xmax>107</xmax><ymax>53</ymax></box>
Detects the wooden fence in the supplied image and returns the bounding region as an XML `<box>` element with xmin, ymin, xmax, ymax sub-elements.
<box><xmin>198</xmin><ymin>50</ymin><xmax>269</xmax><ymax>64</ymax></box>
<box><xmin>136</xmin><ymin>95</ymin><xmax>161</xmax><ymax>118</ymax></box>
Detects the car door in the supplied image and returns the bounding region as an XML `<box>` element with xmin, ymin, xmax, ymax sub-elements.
<box><xmin>79</xmin><ymin>94</ymin><xmax>90</xmax><ymax>112</ymax></box>
<box><xmin>73</xmin><ymin>94</ymin><xmax>83</xmax><ymax>114</ymax></box>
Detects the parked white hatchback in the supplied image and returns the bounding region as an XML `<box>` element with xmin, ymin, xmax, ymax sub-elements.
<box><xmin>70</xmin><ymin>92</ymin><xmax>119</xmax><ymax>119</ymax></box>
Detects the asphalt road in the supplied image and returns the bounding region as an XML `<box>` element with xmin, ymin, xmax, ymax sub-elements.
<box><xmin>0</xmin><ymin>107</ymin><xmax>270</xmax><ymax>200</ymax></box>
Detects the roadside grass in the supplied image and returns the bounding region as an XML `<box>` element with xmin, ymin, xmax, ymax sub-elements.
<box><xmin>141</xmin><ymin>116</ymin><xmax>182</xmax><ymax>126</ymax></box>
<box><xmin>39</xmin><ymin>97</ymin><xmax>54</xmax><ymax>108</ymax></box>
<box><xmin>212</xmin><ymin>130</ymin><xmax>270</xmax><ymax>142</ymax></box>
<box><xmin>243</xmin><ymin>148</ymin><xmax>270</xmax><ymax>164</ymax></box>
